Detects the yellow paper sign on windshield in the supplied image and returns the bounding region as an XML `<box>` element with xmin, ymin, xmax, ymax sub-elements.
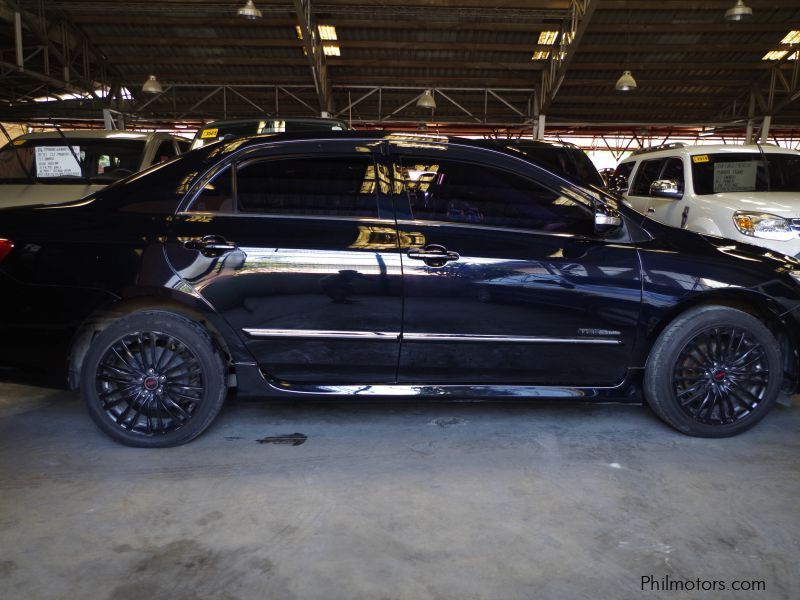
<box><xmin>200</xmin><ymin>128</ymin><xmax>219</xmax><ymax>139</ymax></box>
<box><xmin>692</xmin><ymin>154</ymin><xmax>710</xmax><ymax>163</ymax></box>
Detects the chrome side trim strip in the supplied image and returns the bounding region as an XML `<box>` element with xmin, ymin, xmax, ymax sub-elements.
<box><xmin>243</xmin><ymin>329</ymin><xmax>400</xmax><ymax>340</ymax></box>
<box><xmin>243</xmin><ymin>329</ymin><xmax>620</xmax><ymax>345</ymax></box>
<box><xmin>403</xmin><ymin>333</ymin><xmax>621</xmax><ymax>344</ymax></box>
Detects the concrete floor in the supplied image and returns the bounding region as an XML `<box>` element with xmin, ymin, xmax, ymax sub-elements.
<box><xmin>0</xmin><ymin>383</ymin><xmax>798</xmax><ymax>600</ymax></box>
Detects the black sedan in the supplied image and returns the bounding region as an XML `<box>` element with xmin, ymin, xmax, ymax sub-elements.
<box><xmin>1</xmin><ymin>131</ymin><xmax>798</xmax><ymax>446</ymax></box>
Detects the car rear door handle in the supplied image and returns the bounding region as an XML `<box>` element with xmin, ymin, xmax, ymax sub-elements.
<box><xmin>184</xmin><ymin>235</ymin><xmax>238</xmax><ymax>257</ymax></box>
<box><xmin>407</xmin><ymin>244</ymin><xmax>460</xmax><ymax>267</ymax></box>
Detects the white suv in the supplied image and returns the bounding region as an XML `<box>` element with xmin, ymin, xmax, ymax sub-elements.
<box><xmin>614</xmin><ymin>143</ymin><xmax>800</xmax><ymax>257</ymax></box>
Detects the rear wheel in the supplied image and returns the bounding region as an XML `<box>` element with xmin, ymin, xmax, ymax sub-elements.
<box><xmin>81</xmin><ymin>310</ymin><xmax>227</xmax><ymax>447</ymax></box>
<box><xmin>644</xmin><ymin>306</ymin><xmax>782</xmax><ymax>437</ymax></box>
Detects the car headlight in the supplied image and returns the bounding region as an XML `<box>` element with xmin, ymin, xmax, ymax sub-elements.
<box><xmin>732</xmin><ymin>211</ymin><xmax>795</xmax><ymax>241</ymax></box>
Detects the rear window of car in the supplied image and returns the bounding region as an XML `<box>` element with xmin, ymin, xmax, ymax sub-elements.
<box><xmin>690</xmin><ymin>152</ymin><xmax>800</xmax><ymax>195</ymax></box>
<box><xmin>505</xmin><ymin>144</ymin><xmax>604</xmax><ymax>187</ymax></box>
<box><xmin>0</xmin><ymin>138</ymin><xmax>145</xmax><ymax>184</ymax></box>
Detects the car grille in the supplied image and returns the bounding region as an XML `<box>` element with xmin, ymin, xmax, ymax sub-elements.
<box><xmin>791</xmin><ymin>219</ymin><xmax>800</xmax><ymax>232</ymax></box>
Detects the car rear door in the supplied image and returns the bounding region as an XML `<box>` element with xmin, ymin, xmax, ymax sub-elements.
<box><xmin>164</xmin><ymin>139</ymin><xmax>403</xmax><ymax>384</ymax></box>
<box><xmin>389</xmin><ymin>142</ymin><xmax>642</xmax><ymax>386</ymax></box>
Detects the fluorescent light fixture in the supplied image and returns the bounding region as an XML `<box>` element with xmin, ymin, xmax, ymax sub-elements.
<box><xmin>537</xmin><ymin>30</ymin><xmax>558</xmax><ymax>45</ymax></box>
<box><xmin>781</xmin><ymin>30</ymin><xmax>800</xmax><ymax>44</ymax></box>
<box><xmin>762</xmin><ymin>30</ymin><xmax>800</xmax><ymax>60</ymax></box>
<box><xmin>323</xmin><ymin>45</ymin><xmax>340</xmax><ymax>56</ymax></box>
<box><xmin>318</xmin><ymin>25</ymin><xmax>338</xmax><ymax>41</ymax></box>
<box><xmin>532</xmin><ymin>30</ymin><xmax>558</xmax><ymax>61</ymax></box>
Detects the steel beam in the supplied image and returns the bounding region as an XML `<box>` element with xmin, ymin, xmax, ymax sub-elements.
<box><xmin>539</xmin><ymin>0</ymin><xmax>599</xmax><ymax>115</ymax></box>
<box><xmin>293</xmin><ymin>0</ymin><xmax>333</xmax><ymax>114</ymax></box>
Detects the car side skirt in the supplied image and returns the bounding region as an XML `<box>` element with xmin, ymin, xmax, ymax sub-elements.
<box><xmin>232</xmin><ymin>362</ymin><xmax>645</xmax><ymax>403</ymax></box>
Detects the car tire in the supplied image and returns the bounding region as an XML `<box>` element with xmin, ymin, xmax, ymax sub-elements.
<box><xmin>644</xmin><ymin>305</ymin><xmax>782</xmax><ymax>437</ymax></box>
<box><xmin>81</xmin><ymin>310</ymin><xmax>227</xmax><ymax>447</ymax></box>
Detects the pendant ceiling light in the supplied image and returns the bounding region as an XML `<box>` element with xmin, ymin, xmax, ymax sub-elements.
<box><xmin>615</xmin><ymin>70</ymin><xmax>637</xmax><ymax>91</ymax></box>
<box><xmin>725</xmin><ymin>0</ymin><xmax>753</xmax><ymax>22</ymax></box>
<box><xmin>416</xmin><ymin>89</ymin><xmax>437</xmax><ymax>109</ymax></box>
<box><xmin>142</xmin><ymin>74</ymin><xmax>163</xmax><ymax>94</ymax></box>
<box><xmin>237</xmin><ymin>0</ymin><xmax>262</xmax><ymax>20</ymax></box>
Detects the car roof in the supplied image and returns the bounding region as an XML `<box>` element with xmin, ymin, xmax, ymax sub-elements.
<box><xmin>200</xmin><ymin>117</ymin><xmax>349</xmax><ymax>127</ymax></box>
<box><xmin>193</xmin><ymin>130</ymin><xmax>568</xmax><ymax>168</ymax></box>
<box><xmin>621</xmin><ymin>143</ymin><xmax>800</xmax><ymax>162</ymax></box>
<box><xmin>13</xmin><ymin>130</ymin><xmax>169</xmax><ymax>141</ymax></box>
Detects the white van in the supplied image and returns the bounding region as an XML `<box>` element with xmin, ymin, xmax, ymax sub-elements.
<box><xmin>614</xmin><ymin>143</ymin><xmax>800</xmax><ymax>257</ymax></box>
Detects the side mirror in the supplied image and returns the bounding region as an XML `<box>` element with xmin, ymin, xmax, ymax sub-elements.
<box><xmin>650</xmin><ymin>179</ymin><xmax>683</xmax><ymax>199</ymax></box>
<box><xmin>594</xmin><ymin>212</ymin><xmax>623</xmax><ymax>236</ymax></box>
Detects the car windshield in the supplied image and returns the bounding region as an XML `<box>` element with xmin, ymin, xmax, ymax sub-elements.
<box><xmin>191</xmin><ymin>119</ymin><xmax>348</xmax><ymax>149</ymax></box>
<box><xmin>0</xmin><ymin>138</ymin><xmax>146</xmax><ymax>184</ymax></box>
<box><xmin>690</xmin><ymin>152</ymin><xmax>800</xmax><ymax>195</ymax></box>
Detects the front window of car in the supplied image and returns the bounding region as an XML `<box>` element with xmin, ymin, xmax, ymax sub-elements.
<box><xmin>629</xmin><ymin>158</ymin><xmax>666</xmax><ymax>196</ymax></box>
<box><xmin>396</xmin><ymin>158</ymin><xmax>595</xmax><ymax>236</ymax></box>
<box><xmin>691</xmin><ymin>152</ymin><xmax>800</xmax><ymax>195</ymax></box>
<box><xmin>0</xmin><ymin>138</ymin><xmax>146</xmax><ymax>184</ymax></box>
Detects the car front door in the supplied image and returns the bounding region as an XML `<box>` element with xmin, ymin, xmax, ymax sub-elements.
<box><xmin>626</xmin><ymin>157</ymin><xmax>686</xmax><ymax>227</ymax></box>
<box><xmin>164</xmin><ymin>140</ymin><xmax>403</xmax><ymax>384</ymax></box>
<box><xmin>390</xmin><ymin>143</ymin><xmax>642</xmax><ymax>386</ymax></box>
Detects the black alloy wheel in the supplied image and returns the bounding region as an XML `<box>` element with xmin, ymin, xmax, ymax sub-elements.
<box><xmin>672</xmin><ymin>326</ymin><xmax>769</xmax><ymax>426</ymax></box>
<box><xmin>82</xmin><ymin>310</ymin><xmax>227</xmax><ymax>447</ymax></box>
<box><xmin>645</xmin><ymin>306</ymin><xmax>783</xmax><ymax>437</ymax></box>
<box><xmin>96</xmin><ymin>331</ymin><xmax>204</xmax><ymax>436</ymax></box>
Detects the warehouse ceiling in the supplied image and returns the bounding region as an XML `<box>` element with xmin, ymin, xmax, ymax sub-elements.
<box><xmin>0</xmin><ymin>0</ymin><xmax>799</xmax><ymax>136</ymax></box>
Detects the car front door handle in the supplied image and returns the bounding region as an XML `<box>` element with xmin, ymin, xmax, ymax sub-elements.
<box><xmin>184</xmin><ymin>235</ymin><xmax>238</xmax><ymax>257</ymax></box>
<box><xmin>407</xmin><ymin>244</ymin><xmax>460</xmax><ymax>267</ymax></box>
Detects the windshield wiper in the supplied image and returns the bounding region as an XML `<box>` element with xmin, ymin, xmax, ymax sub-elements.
<box><xmin>0</xmin><ymin>123</ymin><xmax>35</xmax><ymax>184</ymax></box>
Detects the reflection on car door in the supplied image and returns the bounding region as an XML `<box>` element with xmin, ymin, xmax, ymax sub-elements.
<box><xmin>390</xmin><ymin>144</ymin><xmax>642</xmax><ymax>385</ymax></box>
<box><xmin>164</xmin><ymin>142</ymin><xmax>403</xmax><ymax>384</ymax></box>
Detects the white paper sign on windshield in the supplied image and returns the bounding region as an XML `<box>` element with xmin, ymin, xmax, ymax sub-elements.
<box><xmin>34</xmin><ymin>145</ymin><xmax>82</xmax><ymax>178</ymax></box>
<box><xmin>713</xmin><ymin>161</ymin><xmax>757</xmax><ymax>193</ymax></box>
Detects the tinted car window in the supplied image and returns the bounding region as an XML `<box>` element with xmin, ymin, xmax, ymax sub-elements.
<box><xmin>190</xmin><ymin>166</ymin><xmax>234</xmax><ymax>212</ymax></box>
<box><xmin>630</xmin><ymin>158</ymin><xmax>665</xmax><ymax>196</ymax></box>
<box><xmin>153</xmin><ymin>140</ymin><xmax>177</xmax><ymax>164</ymax></box>
<box><xmin>503</xmin><ymin>143</ymin><xmax>604</xmax><ymax>187</ymax></box>
<box><xmin>660</xmin><ymin>157</ymin><xmax>684</xmax><ymax>184</ymax></box>
<box><xmin>236</xmin><ymin>156</ymin><xmax>379</xmax><ymax>218</ymax></box>
<box><xmin>398</xmin><ymin>158</ymin><xmax>593</xmax><ymax>235</ymax></box>
<box><xmin>614</xmin><ymin>162</ymin><xmax>635</xmax><ymax>180</ymax></box>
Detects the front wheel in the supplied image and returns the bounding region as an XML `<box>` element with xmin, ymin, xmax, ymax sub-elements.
<box><xmin>644</xmin><ymin>306</ymin><xmax>783</xmax><ymax>437</ymax></box>
<box><xmin>81</xmin><ymin>310</ymin><xmax>227</xmax><ymax>447</ymax></box>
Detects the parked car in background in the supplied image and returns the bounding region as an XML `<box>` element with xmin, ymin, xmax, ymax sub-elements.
<box><xmin>1</xmin><ymin>131</ymin><xmax>799</xmax><ymax>446</ymax></box>
<box><xmin>0</xmin><ymin>130</ymin><xmax>190</xmax><ymax>208</ymax></box>
<box><xmin>190</xmin><ymin>117</ymin><xmax>350</xmax><ymax>149</ymax></box>
<box><xmin>501</xmin><ymin>140</ymin><xmax>605</xmax><ymax>188</ymax></box>
<box><xmin>614</xmin><ymin>143</ymin><xmax>800</xmax><ymax>257</ymax></box>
